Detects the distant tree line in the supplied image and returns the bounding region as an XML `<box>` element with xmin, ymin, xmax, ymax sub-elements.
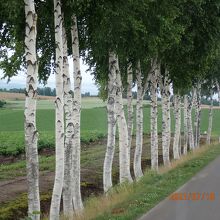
<box><xmin>0</xmin><ymin>87</ymin><xmax>56</xmax><ymax>96</ymax></box>
<box><xmin>0</xmin><ymin>87</ymin><xmax>95</xmax><ymax>98</ymax></box>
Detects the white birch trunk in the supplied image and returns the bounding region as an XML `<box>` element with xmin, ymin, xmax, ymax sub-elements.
<box><xmin>62</xmin><ymin>21</ymin><xmax>74</xmax><ymax>216</ymax></box>
<box><xmin>187</xmin><ymin>95</ymin><xmax>194</xmax><ymax>150</ymax></box>
<box><xmin>71</xmin><ymin>15</ymin><xmax>83</xmax><ymax>212</ymax></box>
<box><xmin>127</xmin><ymin>63</ymin><xmax>133</xmax><ymax>162</ymax></box>
<box><xmin>150</xmin><ymin>61</ymin><xmax>159</xmax><ymax>170</ymax></box>
<box><xmin>173</xmin><ymin>94</ymin><xmax>181</xmax><ymax>159</ymax></box>
<box><xmin>134</xmin><ymin>61</ymin><xmax>144</xmax><ymax>179</ymax></box>
<box><xmin>114</xmin><ymin>54</ymin><xmax>133</xmax><ymax>183</ymax></box>
<box><xmin>216</xmin><ymin>81</ymin><xmax>220</xmax><ymax>104</ymax></box>
<box><xmin>166</xmin><ymin>83</ymin><xmax>171</xmax><ymax>155</ymax></box>
<box><xmin>206</xmin><ymin>89</ymin><xmax>214</xmax><ymax>145</ymax></box>
<box><xmin>194</xmin><ymin>84</ymin><xmax>201</xmax><ymax>148</ymax></box>
<box><xmin>216</xmin><ymin>81</ymin><xmax>220</xmax><ymax>143</ymax></box>
<box><xmin>183</xmin><ymin>95</ymin><xmax>188</xmax><ymax>154</ymax></box>
<box><xmin>24</xmin><ymin>1</ymin><xmax>40</xmax><ymax>219</ymax></box>
<box><xmin>50</xmin><ymin>1</ymin><xmax>64</xmax><ymax>219</ymax></box>
<box><xmin>159</xmin><ymin>72</ymin><xmax>170</xmax><ymax>166</ymax></box>
<box><xmin>103</xmin><ymin>52</ymin><xmax>117</xmax><ymax>193</ymax></box>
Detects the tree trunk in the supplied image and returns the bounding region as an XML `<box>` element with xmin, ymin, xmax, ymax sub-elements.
<box><xmin>62</xmin><ymin>21</ymin><xmax>74</xmax><ymax>216</ymax></box>
<box><xmin>159</xmin><ymin>72</ymin><xmax>170</xmax><ymax>166</ymax></box>
<box><xmin>50</xmin><ymin>0</ymin><xmax>64</xmax><ymax>219</ymax></box>
<box><xmin>194</xmin><ymin>84</ymin><xmax>201</xmax><ymax>148</ymax></box>
<box><xmin>71</xmin><ymin>15</ymin><xmax>83</xmax><ymax>211</ymax></box>
<box><xmin>150</xmin><ymin>60</ymin><xmax>159</xmax><ymax>170</ymax></box>
<box><xmin>173</xmin><ymin>94</ymin><xmax>181</xmax><ymax>159</ymax></box>
<box><xmin>216</xmin><ymin>81</ymin><xmax>220</xmax><ymax>104</ymax></box>
<box><xmin>24</xmin><ymin>1</ymin><xmax>40</xmax><ymax>219</ymax></box>
<box><xmin>183</xmin><ymin>95</ymin><xmax>188</xmax><ymax>154</ymax></box>
<box><xmin>127</xmin><ymin>63</ymin><xmax>133</xmax><ymax>164</ymax></box>
<box><xmin>216</xmin><ymin>81</ymin><xmax>220</xmax><ymax>143</ymax></box>
<box><xmin>187</xmin><ymin>95</ymin><xmax>194</xmax><ymax>150</ymax></box>
<box><xmin>115</xmin><ymin>54</ymin><xmax>133</xmax><ymax>183</ymax></box>
<box><xmin>103</xmin><ymin>52</ymin><xmax>117</xmax><ymax>193</ymax></box>
<box><xmin>206</xmin><ymin>89</ymin><xmax>214</xmax><ymax>145</ymax></box>
<box><xmin>134</xmin><ymin>61</ymin><xmax>144</xmax><ymax>179</ymax></box>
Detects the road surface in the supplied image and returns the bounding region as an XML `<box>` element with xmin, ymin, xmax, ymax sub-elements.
<box><xmin>139</xmin><ymin>155</ymin><xmax>220</xmax><ymax>220</ymax></box>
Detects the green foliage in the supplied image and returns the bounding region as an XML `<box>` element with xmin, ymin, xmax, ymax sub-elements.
<box><xmin>0</xmin><ymin>100</ymin><xmax>6</xmax><ymax>108</ymax></box>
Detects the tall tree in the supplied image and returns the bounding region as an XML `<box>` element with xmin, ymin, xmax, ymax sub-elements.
<box><xmin>127</xmin><ymin>63</ymin><xmax>133</xmax><ymax>164</ymax></box>
<box><xmin>114</xmin><ymin>54</ymin><xmax>133</xmax><ymax>183</ymax></box>
<box><xmin>149</xmin><ymin>59</ymin><xmax>159</xmax><ymax>170</ymax></box>
<box><xmin>159</xmin><ymin>69</ymin><xmax>171</xmax><ymax>166</ymax></box>
<box><xmin>173</xmin><ymin>93</ymin><xmax>181</xmax><ymax>159</ymax></box>
<box><xmin>50</xmin><ymin>0</ymin><xmax>65</xmax><ymax>219</ymax></box>
<box><xmin>24</xmin><ymin>0</ymin><xmax>40</xmax><ymax>219</ymax></box>
<box><xmin>62</xmin><ymin>18</ymin><xmax>74</xmax><ymax>216</ymax></box>
<box><xmin>71</xmin><ymin>15</ymin><xmax>84</xmax><ymax>211</ymax></box>
<box><xmin>103</xmin><ymin>52</ymin><xmax>117</xmax><ymax>192</ymax></box>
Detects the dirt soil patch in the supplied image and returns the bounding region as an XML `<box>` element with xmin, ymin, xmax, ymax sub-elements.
<box><xmin>0</xmin><ymin>92</ymin><xmax>54</xmax><ymax>100</ymax></box>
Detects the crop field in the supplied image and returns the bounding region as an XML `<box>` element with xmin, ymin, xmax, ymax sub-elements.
<box><xmin>0</xmin><ymin>97</ymin><xmax>220</xmax><ymax>156</ymax></box>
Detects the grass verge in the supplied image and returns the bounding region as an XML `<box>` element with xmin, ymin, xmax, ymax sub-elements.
<box><xmin>70</xmin><ymin>142</ymin><xmax>220</xmax><ymax>220</ymax></box>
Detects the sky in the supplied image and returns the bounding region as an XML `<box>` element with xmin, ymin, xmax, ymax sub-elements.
<box><xmin>0</xmin><ymin>58</ymin><xmax>99</xmax><ymax>95</ymax></box>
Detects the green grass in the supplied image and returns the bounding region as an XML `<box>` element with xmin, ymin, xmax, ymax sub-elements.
<box><xmin>4</xmin><ymin>97</ymin><xmax>107</xmax><ymax>110</ymax></box>
<box><xmin>75</xmin><ymin>143</ymin><xmax>220</xmax><ymax>220</ymax></box>
<box><xmin>0</xmin><ymin>105</ymin><xmax>220</xmax><ymax>156</ymax></box>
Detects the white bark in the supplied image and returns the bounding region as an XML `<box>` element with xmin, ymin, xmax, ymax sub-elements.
<box><xmin>216</xmin><ymin>81</ymin><xmax>220</xmax><ymax>143</ymax></box>
<box><xmin>207</xmin><ymin>89</ymin><xmax>214</xmax><ymax>145</ymax></box>
<box><xmin>24</xmin><ymin>1</ymin><xmax>40</xmax><ymax>219</ymax></box>
<box><xmin>150</xmin><ymin>60</ymin><xmax>159</xmax><ymax>170</ymax></box>
<box><xmin>173</xmin><ymin>94</ymin><xmax>181</xmax><ymax>159</ymax></box>
<box><xmin>71</xmin><ymin>15</ymin><xmax>83</xmax><ymax>212</ymax></box>
<box><xmin>103</xmin><ymin>52</ymin><xmax>117</xmax><ymax>193</ymax></box>
<box><xmin>183</xmin><ymin>95</ymin><xmax>188</xmax><ymax>154</ymax></box>
<box><xmin>50</xmin><ymin>0</ymin><xmax>64</xmax><ymax>219</ymax></box>
<box><xmin>62</xmin><ymin>21</ymin><xmax>74</xmax><ymax>216</ymax></box>
<box><xmin>134</xmin><ymin>61</ymin><xmax>144</xmax><ymax>179</ymax></box>
<box><xmin>114</xmin><ymin>54</ymin><xmax>133</xmax><ymax>183</ymax></box>
<box><xmin>187</xmin><ymin>94</ymin><xmax>194</xmax><ymax>150</ymax></box>
<box><xmin>127</xmin><ymin>63</ymin><xmax>133</xmax><ymax>162</ymax></box>
<box><xmin>159</xmin><ymin>71</ymin><xmax>170</xmax><ymax>166</ymax></box>
<box><xmin>216</xmin><ymin>81</ymin><xmax>220</xmax><ymax>104</ymax></box>
<box><xmin>194</xmin><ymin>84</ymin><xmax>201</xmax><ymax>148</ymax></box>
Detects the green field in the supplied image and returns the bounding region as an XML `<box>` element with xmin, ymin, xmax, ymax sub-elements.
<box><xmin>0</xmin><ymin>98</ymin><xmax>220</xmax><ymax>156</ymax></box>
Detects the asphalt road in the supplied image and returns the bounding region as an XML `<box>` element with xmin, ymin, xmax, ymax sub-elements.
<box><xmin>139</xmin><ymin>155</ymin><xmax>220</xmax><ymax>220</ymax></box>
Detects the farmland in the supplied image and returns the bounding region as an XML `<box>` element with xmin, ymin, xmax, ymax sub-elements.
<box><xmin>0</xmin><ymin>95</ymin><xmax>220</xmax><ymax>156</ymax></box>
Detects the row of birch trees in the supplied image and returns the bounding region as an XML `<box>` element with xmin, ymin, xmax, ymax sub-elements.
<box><xmin>1</xmin><ymin>0</ymin><xmax>220</xmax><ymax>219</ymax></box>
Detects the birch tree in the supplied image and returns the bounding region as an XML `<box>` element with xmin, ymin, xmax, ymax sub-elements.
<box><xmin>183</xmin><ymin>95</ymin><xmax>188</xmax><ymax>154</ymax></box>
<box><xmin>194</xmin><ymin>84</ymin><xmax>201</xmax><ymax>148</ymax></box>
<box><xmin>103</xmin><ymin>52</ymin><xmax>117</xmax><ymax>192</ymax></box>
<box><xmin>127</xmin><ymin>63</ymin><xmax>133</xmax><ymax>163</ymax></box>
<box><xmin>187</xmin><ymin>94</ymin><xmax>195</xmax><ymax>150</ymax></box>
<box><xmin>62</xmin><ymin>19</ymin><xmax>74</xmax><ymax>216</ymax></box>
<box><xmin>159</xmin><ymin>70</ymin><xmax>171</xmax><ymax>166</ymax></box>
<box><xmin>149</xmin><ymin>60</ymin><xmax>159</xmax><ymax>170</ymax></box>
<box><xmin>115</xmin><ymin>54</ymin><xmax>133</xmax><ymax>183</ymax></box>
<box><xmin>71</xmin><ymin>15</ymin><xmax>83</xmax><ymax>211</ymax></box>
<box><xmin>134</xmin><ymin>60</ymin><xmax>157</xmax><ymax>177</ymax></box>
<box><xmin>206</xmin><ymin>87</ymin><xmax>214</xmax><ymax>145</ymax></box>
<box><xmin>134</xmin><ymin>61</ymin><xmax>144</xmax><ymax>179</ymax></box>
<box><xmin>24</xmin><ymin>0</ymin><xmax>40</xmax><ymax>219</ymax></box>
<box><xmin>173</xmin><ymin>94</ymin><xmax>181</xmax><ymax>159</ymax></box>
<box><xmin>50</xmin><ymin>0</ymin><xmax>64</xmax><ymax>219</ymax></box>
